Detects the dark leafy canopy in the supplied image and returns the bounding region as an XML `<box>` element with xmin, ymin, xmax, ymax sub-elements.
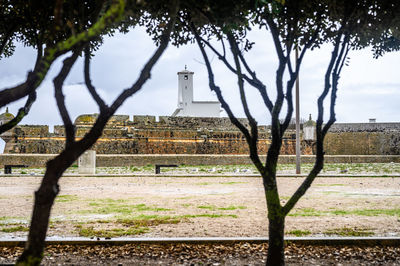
<box><xmin>0</xmin><ymin>0</ymin><xmax>104</xmax><ymax>58</ymax></box>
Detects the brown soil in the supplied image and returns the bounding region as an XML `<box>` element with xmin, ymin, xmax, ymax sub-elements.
<box><xmin>0</xmin><ymin>175</ymin><xmax>399</xmax><ymax>238</ymax></box>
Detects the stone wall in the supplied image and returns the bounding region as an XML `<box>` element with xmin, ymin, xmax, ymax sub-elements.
<box><xmin>324</xmin><ymin>123</ymin><xmax>400</xmax><ymax>155</ymax></box>
<box><xmin>2</xmin><ymin>115</ymin><xmax>315</xmax><ymax>155</ymax></box>
<box><xmin>2</xmin><ymin>115</ymin><xmax>400</xmax><ymax>156</ymax></box>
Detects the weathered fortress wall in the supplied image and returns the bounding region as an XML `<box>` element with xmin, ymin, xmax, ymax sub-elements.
<box><xmin>1</xmin><ymin>113</ymin><xmax>400</xmax><ymax>156</ymax></box>
<box><xmin>324</xmin><ymin>123</ymin><xmax>400</xmax><ymax>155</ymax></box>
<box><xmin>1</xmin><ymin>115</ymin><xmax>313</xmax><ymax>155</ymax></box>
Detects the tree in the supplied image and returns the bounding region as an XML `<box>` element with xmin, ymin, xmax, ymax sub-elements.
<box><xmin>0</xmin><ymin>0</ymin><xmax>126</xmax><ymax>134</ymax></box>
<box><xmin>14</xmin><ymin>0</ymin><xmax>180</xmax><ymax>265</ymax></box>
<box><xmin>185</xmin><ymin>0</ymin><xmax>397</xmax><ymax>264</ymax></box>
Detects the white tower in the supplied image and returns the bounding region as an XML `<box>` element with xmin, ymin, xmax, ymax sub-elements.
<box><xmin>172</xmin><ymin>66</ymin><xmax>220</xmax><ymax>117</ymax></box>
<box><xmin>177</xmin><ymin>67</ymin><xmax>194</xmax><ymax>111</ymax></box>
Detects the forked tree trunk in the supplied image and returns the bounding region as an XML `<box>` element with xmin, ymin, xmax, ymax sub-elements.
<box><xmin>266</xmin><ymin>215</ymin><xmax>285</xmax><ymax>265</ymax></box>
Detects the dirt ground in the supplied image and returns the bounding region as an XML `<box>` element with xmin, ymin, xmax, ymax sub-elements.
<box><xmin>0</xmin><ymin>175</ymin><xmax>399</xmax><ymax>238</ymax></box>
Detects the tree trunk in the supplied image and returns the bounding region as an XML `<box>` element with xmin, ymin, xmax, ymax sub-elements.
<box><xmin>16</xmin><ymin>170</ymin><xmax>61</xmax><ymax>265</ymax></box>
<box><xmin>267</xmin><ymin>216</ymin><xmax>285</xmax><ymax>266</ymax></box>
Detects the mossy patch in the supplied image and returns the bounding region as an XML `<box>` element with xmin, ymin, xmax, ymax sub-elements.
<box><xmin>289</xmin><ymin>208</ymin><xmax>323</xmax><ymax>217</ymax></box>
<box><xmin>56</xmin><ymin>195</ymin><xmax>79</xmax><ymax>203</ymax></box>
<box><xmin>287</xmin><ymin>229</ymin><xmax>311</xmax><ymax>236</ymax></box>
<box><xmin>80</xmin><ymin>199</ymin><xmax>171</xmax><ymax>216</ymax></box>
<box><xmin>289</xmin><ymin>207</ymin><xmax>400</xmax><ymax>217</ymax></box>
<box><xmin>76</xmin><ymin>225</ymin><xmax>148</xmax><ymax>238</ymax></box>
<box><xmin>1</xmin><ymin>225</ymin><xmax>29</xmax><ymax>233</ymax></box>
<box><xmin>324</xmin><ymin>227</ymin><xmax>374</xmax><ymax>237</ymax></box>
<box><xmin>197</xmin><ymin>205</ymin><xmax>246</xmax><ymax>211</ymax></box>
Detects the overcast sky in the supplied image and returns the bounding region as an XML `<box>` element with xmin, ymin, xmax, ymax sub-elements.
<box><xmin>1</xmin><ymin>26</ymin><xmax>400</xmax><ymax>142</ymax></box>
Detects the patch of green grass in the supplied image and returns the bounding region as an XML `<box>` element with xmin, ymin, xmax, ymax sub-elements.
<box><xmin>218</xmin><ymin>205</ymin><xmax>246</xmax><ymax>210</ymax></box>
<box><xmin>324</xmin><ymin>227</ymin><xmax>374</xmax><ymax>237</ymax></box>
<box><xmin>142</xmin><ymin>164</ymin><xmax>153</xmax><ymax>171</ymax></box>
<box><xmin>197</xmin><ymin>205</ymin><xmax>246</xmax><ymax>211</ymax></box>
<box><xmin>321</xmin><ymin>191</ymin><xmax>341</xmax><ymax>195</ymax></box>
<box><xmin>117</xmin><ymin>214</ymin><xmax>181</xmax><ymax>226</ymax></box>
<box><xmin>330</xmin><ymin>208</ymin><xmax>400</xmax><ymax>217</ymax></box>
<box><xmin>76</xmin><ymin>225</ymin><xmax>148</xmax><ymax>238</ymax></box>
<box><xmin>280</xmin><ymin>196</ymin><xmax>291</xmax><ymax>200</ymax></box>
<box><xmin>177</xmin><ymin>196</ymin><xmax>193</xmax><ymax>200</ymax></box>
<box><xmin>196</xmin><ymin>182</ymin><xmax>211</xmax><ymax>186</ymax></box>
<box><xmin>181</xmin><ymin>203</ymin><xmax>192</xmax><ymax>208</ymax></box>
<box><xmin>287</xmin><ymin>229</ymin><xmax>311</xmax><ymax>236</ymax></box>
<box><xmin>0</xmin><ymin>217</ymin><xmax>26</xmax><ymax>225</ymax></box>
<box><xmin>82</xmin><ymin>199</ymin><xmax>171</xmax><ymax>215</ymax></box>
<box><xmin>75</xmin><ymin>211</ymin><xmax>238</xmax><ymax>238</ymax></box>
<box><xmin>1</xmin><ymin>225</ymin><xmax>29</xmax><ymax>233</ymax></box>
<box><xmin>71</xmin><ymin>164</ymin><xmax>78</xmax><ymax>168</ymax></box>
<box><xmin>131</xmin><ymin>204</ymin><xmax>171</xmax><ymax>212</ymax></box>
<box><xmin>197</xmin><ymin>205</ymin><xmax>215</xmax><ymax>210</ymax></box>
<box><xmin>288</xmin><ymin>208</ymin><xmax>323</xmax><ymax>217</ymax></box>
<box><xmin>20</xmin><ymin>171</ymin><xmax>27</xmax><ymax>174</ymax></box>
<box><xmin>56</xmin><ymin>195</ymin><xmax>79</xmax><ymax>203</ymax></box>
<box><xmin>181</xmin><ymin>214</ymin><xmax>238</xmax><ymax>219</ymax></box>
<box><xmin>289</xmin><ymin>207</ymin><xmax>400</xmax><ymax>218</ymax></box>
<box><xmin>315</xmin><ymin>184</ymin><xmax>345</xmax><ymax>187</ymax></box>
<box><xmin>0</xmin><ymin>216</ymin><xmax>16</xmax><ymax>221</ymax></box>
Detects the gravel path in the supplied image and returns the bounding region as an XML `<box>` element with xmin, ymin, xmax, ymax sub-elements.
<box><xmin>0</xmin><ymin>176</ymin><xmax>399</xmax><ymax>238</ymax></box>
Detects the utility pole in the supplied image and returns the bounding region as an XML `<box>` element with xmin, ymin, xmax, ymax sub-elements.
<box><xmin>295</xmin><ymin>48</ymin><xmax>301</xmax><ymax>174</ymax></box>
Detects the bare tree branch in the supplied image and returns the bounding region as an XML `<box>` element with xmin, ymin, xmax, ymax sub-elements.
<box><xmin>263</xmin><ymin>12</ymin><xmax>285</xmax><ymax>60</ymax></box>
<box><xmin>226</xmin><ymin>32</ymin><xmax>257</xmax><ymax>128</ymax></box>
<box><xmin>54</xmin><ymin>50</ymin><xmax>81</xmax><ymax>146</ymax></box>
<box><xmin>109</xmin><ymin>7</ymin><xmax>177</xmax><ymax>113</ymax></box>
<box><xmin>322</xmin><ymin>35</ymin><xmax>350</xmax><ymax>136</ymax></box>
<box><xmin>198</xmin><ymin>31</ymin><xmax>274</xmax><ymax>113</ymax></box>
<box><xmin>227</xmin><ymin>32</ymin><xmax>266</xmax><ymax>170</ymax></box>
<box><xmin>0</xmin><ymin>42</ymin><xmax>44</xmax><ymax>134</ymax></box>
<box><xmin>282</xmin><ymin>30</ymin><xmax>347</xmax><ymax>215</ymax></box>
<box><xmin>84</xmin><ymin>46</ymin><xmax>108</xmax><ymax>112</ymax></box>
<box><xmin>191</xmin><ymin>24</ymin><xmax>267</xmax><ymax>174</ymax></box>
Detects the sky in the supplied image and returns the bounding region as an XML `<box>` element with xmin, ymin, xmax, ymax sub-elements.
<box><xmin>0</xmin><ymin>26</ymin><xmax>400</xmax><ymax>151</ymax></box>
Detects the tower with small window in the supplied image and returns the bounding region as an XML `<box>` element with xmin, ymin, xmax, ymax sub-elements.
<box><xmin>172</xmin><ymin>66</ymin><xmax>220</xmax><ymax>117</ymax></box>
<box><xmin>177</xmin><ymin>67</ymin><xmax>194</xmax><ymax>112</ymax></box>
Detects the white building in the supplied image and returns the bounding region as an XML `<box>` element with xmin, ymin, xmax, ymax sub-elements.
<box><xmin>172</xmin><ymin>68</ymin><xmax>220</xmax><ymax>117</ymax></box>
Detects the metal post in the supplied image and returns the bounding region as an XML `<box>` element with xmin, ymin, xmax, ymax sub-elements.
<box><xmin>295</xmin><ymin>48</ymin><xmax>301</xmax><ymax>174</ymax></box>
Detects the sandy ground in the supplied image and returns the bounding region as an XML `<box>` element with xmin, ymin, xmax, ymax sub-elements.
<box><xmin>0</xmin><ymin>175</ymin><xmax>400</xmax><ymax>238</ymax></box>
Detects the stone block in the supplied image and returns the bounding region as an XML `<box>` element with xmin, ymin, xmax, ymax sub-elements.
<box><xmin>78</xmin><ymin>150</ymin><xmax>96</xmax><ymax>174</ymax></box>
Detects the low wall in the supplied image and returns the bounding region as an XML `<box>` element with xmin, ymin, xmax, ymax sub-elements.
<box><xmin>1</xmin><ymin>154</ymin><xmax>400</xmax><ymax>167</ymax></box>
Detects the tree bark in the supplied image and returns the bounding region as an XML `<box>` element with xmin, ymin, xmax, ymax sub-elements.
<box><xmin>267</xmin><ymin>215</ymin><xmax>285</xmax><ymax>266</ymax></box>
<box><xmin>16</xmin><ymin>163</ymin><xmax>62</xmax><ymax>265</ymax></box>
